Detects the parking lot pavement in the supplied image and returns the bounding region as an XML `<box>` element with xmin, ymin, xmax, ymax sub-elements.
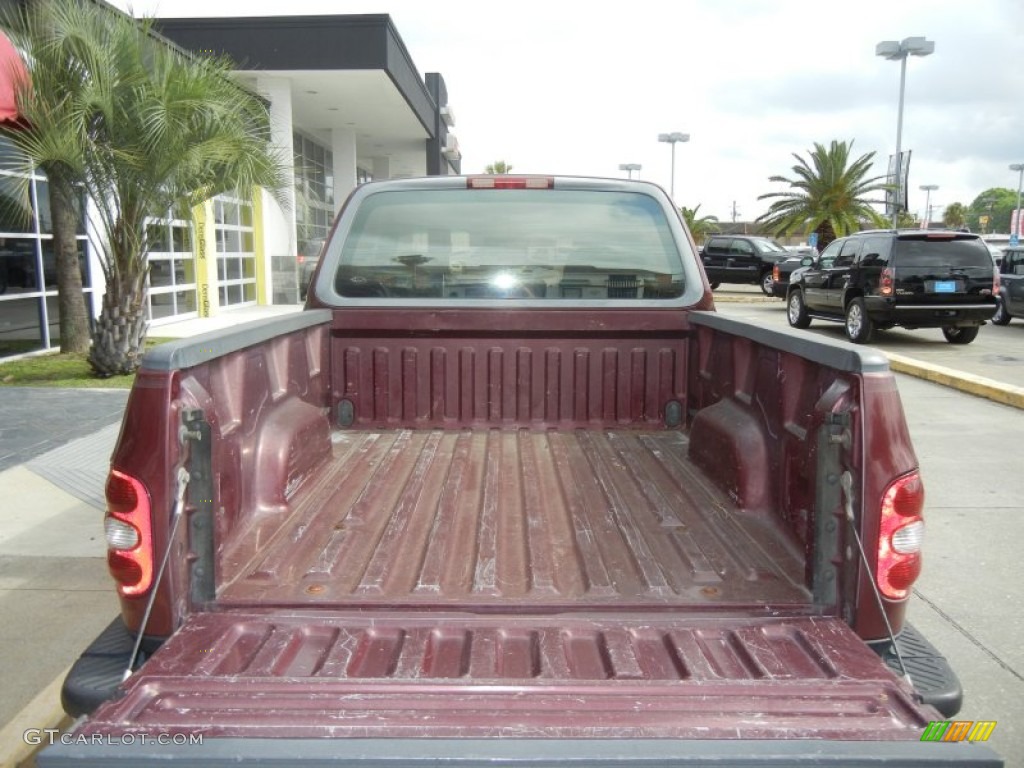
<box><xmin>0</xmin><ymin>388</ymin><xmax>129</xmax><ymax>472</ymax></box>
<box><xmin>713</xmin><ymin>285</ymin><xmax>1024</xmax><ymax>405</ymax></box>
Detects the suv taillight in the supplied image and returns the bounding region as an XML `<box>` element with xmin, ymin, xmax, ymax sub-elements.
<box><xmin>880</xmin><ymin>267</ymin><xmax>894</xmax><ymax>297</ymax></box>
<box><xmin>877</xmin><ymin>471</ymin><xmax>924</xmax><ymax>600</ymax></box>
<box><xmin>105</xmin><ymin>470</ymin><xmax>154</xmax><ymax>597</ymax></box>
<box><xmin>772</xmin><ymin>264</ymin><xmax>780</xmax><ymax>281</ymax></box>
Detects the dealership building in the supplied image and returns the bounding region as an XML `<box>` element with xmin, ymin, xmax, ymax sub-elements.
<box><xmin>0</xmin><ymin>11</ymin><xmax>460</xmax><ymax>358</ymax></box>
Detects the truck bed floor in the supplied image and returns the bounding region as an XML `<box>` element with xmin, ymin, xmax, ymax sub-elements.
<box><xmin>219</xmin><ymin>430</ymin><xmax>809</xmax><ymax>610</ymax></box>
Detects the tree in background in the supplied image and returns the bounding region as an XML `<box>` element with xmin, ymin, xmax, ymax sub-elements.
<box><xmin>967</xmin><ymin>188</ymin><xmax>1015</xmax><ymax>234</ymax></box>
<box><xmin>484</xmin><ymin>160</ymin><xmax>513</xmax><ymax>174</ymax></box>
<box><xmin>4</xmin><ymin>1</ymin><xmax>288</xmax><ymax>376</ymax></box>
<box><xmin>942</xmin><ymin>202</ymin><xmax>967</xmax><ymax>230</ymax></box>
<box><xmin>1</xmin><ymin>1</ymin><xmax>98</xmax><ymax>353</ymax></box>
<box><xmin>85</xmin><ymin>12</ymin><xmax>288</xmax><ymax>375</ymax></box>
<box><xmin>3</xmin><ymin>1</ymin><xmax>287</xmax><ymax>374</ymax></box>
<box><xmin>755</xmin><ymin>140</ymin><xmax>889</xmax><ymax>250</ymax></box>
<box><xmin>895</xmin><ymin>210</ymin><xmax>917</xmax><ymax>228</ymax></box>
<box><xmin>680</xmin><ymin>205</ymin><xmax>719</xmax><ymax>244</ymax></box>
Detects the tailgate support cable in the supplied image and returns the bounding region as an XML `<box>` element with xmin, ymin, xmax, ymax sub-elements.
<box><xmin>122</xmin><ymin>464</ymin><xmax>191</xmax><ymax>681</ymax></box>
<box><xmin>841</xmin><ymin>471</ymin><xmax>913</xmax><ymax>688</ymax></box>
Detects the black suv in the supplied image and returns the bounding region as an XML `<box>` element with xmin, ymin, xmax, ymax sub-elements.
<box><xmin>993</xmin><ymin>245</ymin><xmax>1024</xmax><ymax>325</ymax></box>
<box><xmin>786</xmin><ymin>230</ymin><xmax>998</xmax><ymax>344</ymax></box>
<box><xmin>700</xmin><ymin>235</ymin><xmax>792</xmax><ymax>295</ymax></box>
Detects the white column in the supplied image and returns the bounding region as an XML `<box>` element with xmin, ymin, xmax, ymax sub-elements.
<box><xmin>255</xmin><ymin>76</ymin><xmax>297</xmax><ymax>303</ymax></box>
<box><xmin>372</xmin><ymin>156</ymin><xmax>391</xmax><ymax>182</ymax></box>
<box><xmin>331</xmin><ymin>128</ymin><xmax>358</xmax><ymax>216</ymax></box>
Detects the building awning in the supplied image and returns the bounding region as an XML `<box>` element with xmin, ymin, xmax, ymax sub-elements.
<box><xmin>0</xmin><ymin>29</ymin><xmax>27</xmax><ymax>124</ymax></box>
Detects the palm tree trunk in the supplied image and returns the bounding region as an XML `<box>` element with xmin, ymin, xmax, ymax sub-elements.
<box><xmin>816</xmin><ymin>220</ymin><xmax>838</xmax><ymax>251</ymax></box>
<box><xmin>48</xmin><ymin>169</ymin><xmax>92</xmax><ymax>353</ymax></box>
<box><xmin>88</xmin><ymin>271</ymin><xmax>148</xmax><ymax>376</ymax></box>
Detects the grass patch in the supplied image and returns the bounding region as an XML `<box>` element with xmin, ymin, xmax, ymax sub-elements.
<box><xmin>0</xmin><ymin>338</ymin><xmax>174</xmax><ymax>389</ymax></box>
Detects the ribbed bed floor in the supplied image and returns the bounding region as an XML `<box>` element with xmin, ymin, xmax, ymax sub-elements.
<box><xmin>219</xmin><ymin>429</ymin><xmax>809</xmax><ymax>609</ymax></box>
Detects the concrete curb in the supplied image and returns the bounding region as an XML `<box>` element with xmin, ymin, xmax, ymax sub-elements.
<box><xmin>711</xmin><ymin>295</ymin><xmax>779</xmax><ymax>304</ymax></box>
<box><xmin>886</xmin><ymin>352</ymin><xmax>1024</xmax><ymax>411</ymax></box>
<box><xmin>0</xmin><ymin>665</ymin><xmax>70</xmax><ymax>767</ymax></box>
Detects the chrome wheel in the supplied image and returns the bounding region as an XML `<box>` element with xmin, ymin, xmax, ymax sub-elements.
<box><xmin>844</xmin><ymin>298</ymin><xmax>873</xmax><ymax>343</ymax></box>
<box><xmin>787</xmin><ymin>290</ymin><xmax>810</xmax><ymax>328</ymax></box>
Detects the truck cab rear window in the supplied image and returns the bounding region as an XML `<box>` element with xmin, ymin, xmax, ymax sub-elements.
<box><xmin>333</xmin><ymin>189</ymin><xmax>686</xmax><ymax>301</ymax></box>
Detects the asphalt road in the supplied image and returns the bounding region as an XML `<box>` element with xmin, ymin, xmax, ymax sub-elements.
<box><xmin>714</xmin><ymin>286</ymin><xmax>1024</xmax><ymax>392</ymax></box>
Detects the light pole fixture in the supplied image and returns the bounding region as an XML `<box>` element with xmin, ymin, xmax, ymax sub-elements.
<box><xmin>876</xmin><ymin>36</ymin><xmax>935</xmax><ymax>227</ymax></box>
<box><xmin>657</xmin><ymin>132</ymin><xmax>690</xmax><ymax>199</ymax></box>
<box><xmin>919</xmin><ymin>184</ymin><xmax>938</xmax><ymax>228</ymax></box>
<box><xmin>618</xmin><ymin>163</ymin><xmax>641</xmax><ymax>179</ymax></box>
<box><xmin>1011</xmin><ymin>163</ymin><xmax>1024</xmax><ymax>240</ymax></box>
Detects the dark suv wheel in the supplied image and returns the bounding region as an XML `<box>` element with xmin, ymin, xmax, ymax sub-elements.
<box><xmin>942</xmin><ymin>326</ymin><xmax>980</xmax><ymax>344</ymax></box>
<box><xmin>759</xmin><ymin>270</ymin><xmax>774</xmax><ymax>296</ymax></box>
<box><xmin>787</xmin><ymin>289</ymin><xmax>811</xmax><ymax>329</ymax></box>
<box><xmin>845</xmin><ymin>298</ymin><xmax>874</xmax><ymax>343</ymax></box>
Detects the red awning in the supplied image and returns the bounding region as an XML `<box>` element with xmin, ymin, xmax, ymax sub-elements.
<box><xmin>0</xmin><ymin>29</ymin><xmax>27</xmax><ymax>124</ymax></box>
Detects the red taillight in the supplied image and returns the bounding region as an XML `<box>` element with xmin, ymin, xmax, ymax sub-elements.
<box><xmin>880</xmin><ymin>267</ymin><xmax>894</xmax><ymax>297</ymax></box>
<box><xmin>876</xmin><ymin>472</ymin><xmax>925</xmax><ymax>600</ymax></box>
<box><xmin>467</xmin><ymin>175</ymin><xmax>554</xmax><ymax>190</ymax></box>
<box><xmin>994</xmin><ymin>267</ymin><xmax>1000</xmax><ymax>292</ymax></box>
<box><xmin>104</xmin><ymin>470</ymin><xmax>153</xmax><ymax>597</ymax></box>
<box><xmin>772</xmin><ymin>264</ymin><xmax>780</xmax><ymax>281</ymax></box>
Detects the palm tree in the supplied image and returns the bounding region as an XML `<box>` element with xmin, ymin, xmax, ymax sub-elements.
<box><xmin>4</xmin><ymin>1</ymin><xmax>287</xmax><ymax>375</ymax></box>
<box><xmin>679</xmin><ymin>204</ymin><xmax>719</xmax><ymax>244</ymax></box>
<box><xmin>756</xmin><ymin>140</ymin><xmax>889</xmax><ymax>250</ymax></box>
<box><xmin>943</xmin><ymin>202</ymin><xmax>967</xmax><ymax>229</ymax></box>
<box><xmin>484</xmin><ymin>160</ymin><xmax>513</xmax><ymax>174</ymax></box>
<box><xmin>87</xmin><ymin>20</ymin><xmax>287</xmax><ymax>375</ymax></box>
<box><xmin>0</xmin><ymin>1</ymin><xmax>99</xmax><ymax>353</ymax></box>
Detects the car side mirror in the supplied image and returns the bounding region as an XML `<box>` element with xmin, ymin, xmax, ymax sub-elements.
<box><xmin>801</xmin><ymin>256</ymin><xmax>814</xmax><ymax>267</ymax></box>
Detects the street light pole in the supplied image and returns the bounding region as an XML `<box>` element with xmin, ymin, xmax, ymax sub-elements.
<box><xmin>618</xmin><ymin>163</ymin><xmax>641</xmax><ymax>180</ymax></box>
<box><xmin>919</xmin><ymin>184</ymin><xmax>938</xmax><ymax>227</ymax></box>
<box><xmin>877</xmin><ymin>37</ymin><xmax>935</xmax><ymax>228</ymax></box>
<box><xmin>1011</xmin><ymin>163</ymin><xmax>1024</xmax><ymax>241</ymax></box>
<box><xmin>657</xmin><ymin>132</ymin><xmax>690</xmax><ymax>199</ymax></box>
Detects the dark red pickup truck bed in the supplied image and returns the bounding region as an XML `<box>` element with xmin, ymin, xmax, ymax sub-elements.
<box><xmin>219</xmin><ymin>429</ymin><xmax>808</xmax><ymax>610</ymax></box>
<box><xmin>72</xmin><ymin>428</ymin><xmax>935</xmax><ymax>745</ymax></box>
<box><xmin>45</xmin><ymin>312</ymin><xmax>1002</xmax><ymax>764</ymax></box>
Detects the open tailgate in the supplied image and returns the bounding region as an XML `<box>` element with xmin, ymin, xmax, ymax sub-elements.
<box><xmin>41</xmin><ymin>611</ymin><xmax>1001</xmax><ymax>766</ymax></box>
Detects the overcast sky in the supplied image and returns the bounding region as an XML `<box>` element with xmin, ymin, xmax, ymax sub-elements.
<box><xmin>112</xmin><ymin>0</ymin><xmax>1023</xmax><ymax>227</ymax></box>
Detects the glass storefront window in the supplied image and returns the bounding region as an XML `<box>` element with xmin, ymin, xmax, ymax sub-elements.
<box><xmin>34</xmin><ymin>180</ymin><xmax>52</xmax><ymax>234</ymax></box>
<box><xmin>293</xmin><ymin>130</ymin><xmax>335</xmax><ymax>262</ymax></box>
<box><xmin>144</xmin><ymin>214</ymin><xmax>198</xmax><ymax>325</ymax></box>
<box><xmin>214</xmin><ymin>192</ymin><xmax>256</xmax><ymax>308</ymax></box>
<box><xmin>0</xmin><ymin>296</ymin><xmax>45</xmax><ymax>356</ymax></box>
<box><xmin>0</xmin><ymin>162</ymin><xmax>93</xmax><ymax>357</ymax></box>
<box><xmin>0</xmin><ymin>174</ymin><xmax>32</xmax><ymax>234</ymax></box>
